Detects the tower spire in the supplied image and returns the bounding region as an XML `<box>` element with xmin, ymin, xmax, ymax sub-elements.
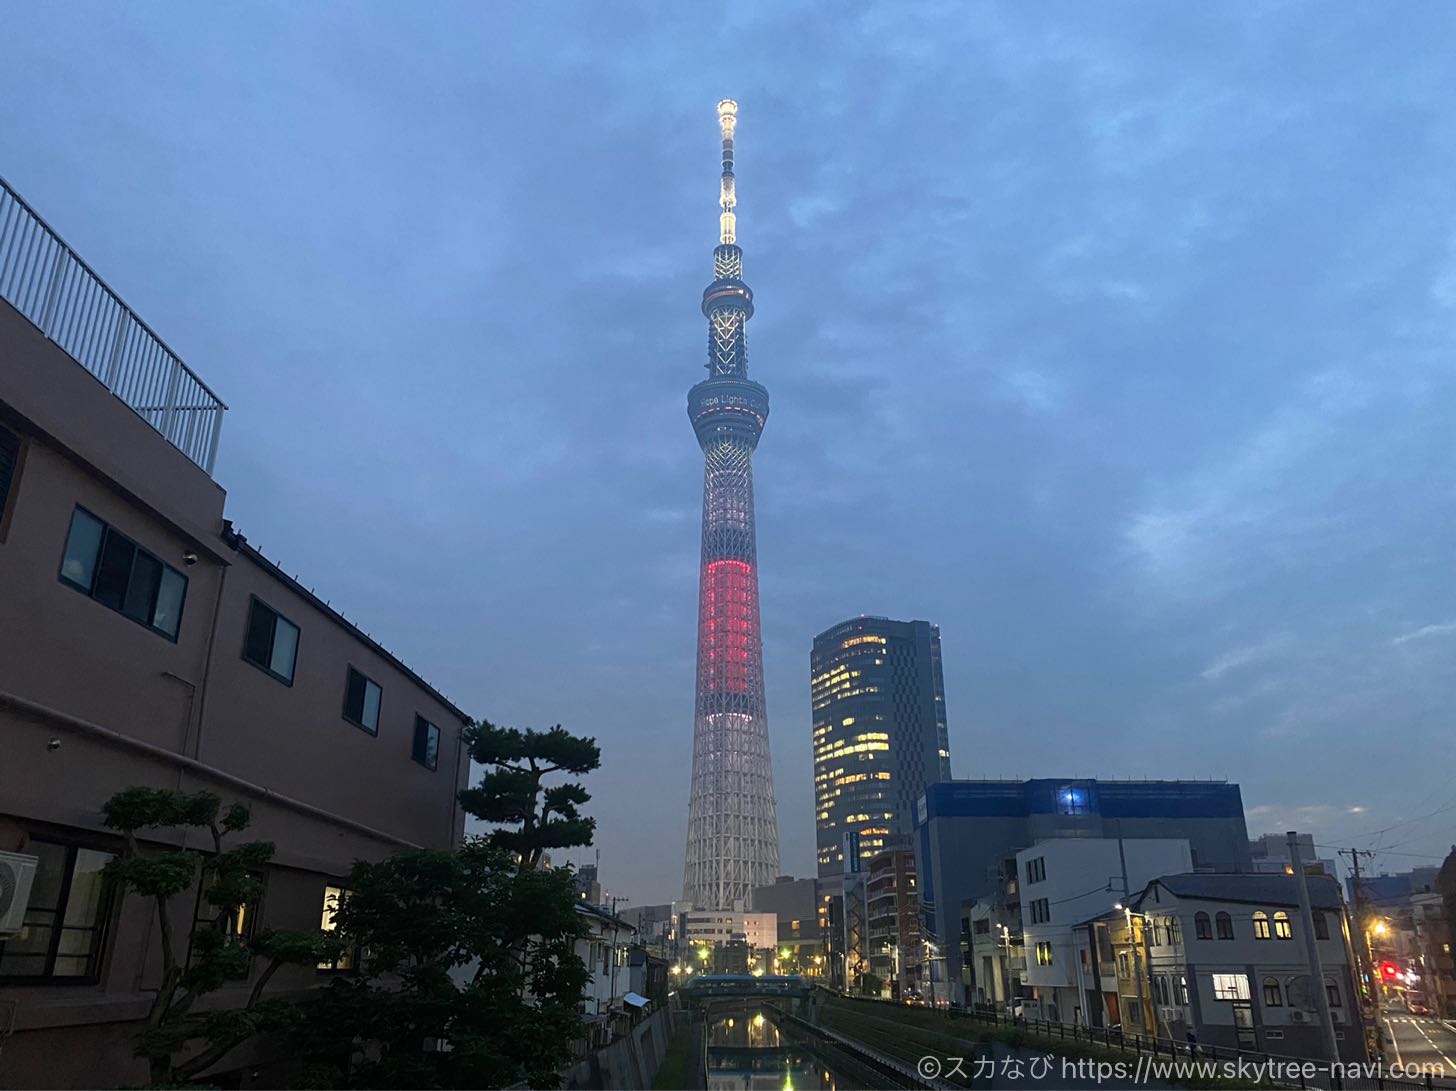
<box><xmin>683</xmin><ymin>99</ymin><xmax>780</xmax><ymax>910</ymax></box>
<box><xmin>718</xmin><ymin>99</ymin><xmax>737</xmax><ymax>244</ymax></box>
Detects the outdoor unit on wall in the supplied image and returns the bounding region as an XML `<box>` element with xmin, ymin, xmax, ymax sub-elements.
<box><xmin>0</xmin><ymin>851</ymin><xmax>39</xmax><ymax>934</ymax></box>
<box><xmin>1290</xmin><ymin>1010</ymin><xmax>1309</xmax><ymax>1023</ymax></box>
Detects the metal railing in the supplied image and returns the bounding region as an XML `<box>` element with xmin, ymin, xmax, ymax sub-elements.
<box><xmin>830</xmin><ymin>992</ymin><xmax>1456</xmax><ymax>1090</ymax></box>
<box><xmin>0</xmin><ymin>174</ymin><xmax>226</xmax><ymax>475</ymax></box>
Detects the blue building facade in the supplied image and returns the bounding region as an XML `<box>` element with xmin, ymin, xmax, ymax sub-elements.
<box><xmin>915</xmin><ymin>778</ymin><xmax>1251</xmax><ymax>1003</ymax></box>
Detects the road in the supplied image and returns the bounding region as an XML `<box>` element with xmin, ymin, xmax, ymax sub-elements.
<box><xmin>1385</xmin><ymin>1009</ymin><xmax>1456</xmax><ymax>1076</ymax></box>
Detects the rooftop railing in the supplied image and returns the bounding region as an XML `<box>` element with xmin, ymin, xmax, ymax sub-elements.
<box><xmin>0</xmin><ymin>174</ymin><xmax>225</xmax><ymax>476</ymax></box>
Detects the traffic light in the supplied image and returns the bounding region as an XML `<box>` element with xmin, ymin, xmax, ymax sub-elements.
<box><xmin>1381</xmin><ymin>962</ymin><xmax>1399</xmax><ymax>979</ymax></box>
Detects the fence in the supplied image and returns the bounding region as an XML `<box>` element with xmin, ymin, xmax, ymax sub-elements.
<box><xmin>0</xmin><ymin>174</ymin><xmax>225</xmax><ymax>475</ymax></box>
<box><xmin>829</xmin><ymin>992</ymin><xmax>1456</xmax><ymax>1090</ymax></box>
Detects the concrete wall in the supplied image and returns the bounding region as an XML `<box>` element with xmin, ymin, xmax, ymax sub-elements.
<box><xmin>561</xmin><ymin>1006</ymin><xmax>677</xmax><ymax>1091</ymax></box>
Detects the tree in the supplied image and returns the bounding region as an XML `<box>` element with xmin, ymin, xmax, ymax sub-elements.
<box><xmin>102</xmin><ymin>787</ymin><xmax>332</xmax><ymax>1087</ymax></box>
<box><xmin>458</xmin><ymin>719</ymin><xmax>600</xmax><ymax>872</ymax></box>
<box><xmin>300</xmin><ymin>842</ymin><xmax>590</xmax><ymax>1088</ymax></box>
<box><xmin>299</xmin><ymin>719</ymin><xmax>602</xmax><ymax>1089</ymax></box>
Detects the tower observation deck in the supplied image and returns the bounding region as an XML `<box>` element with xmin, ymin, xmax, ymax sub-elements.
<box><xmin>682</xmin><ymin>100</ymin><xmax>781</xmax><ymax>910</ymax></box>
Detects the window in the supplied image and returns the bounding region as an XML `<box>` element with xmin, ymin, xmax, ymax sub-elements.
<box><xmin>342</xmin><ymin>667</ymin><xmax>382</xmax><ymax>735</ymax></box>
<box><xmin>1252</xmin><ymin>911</ymin><xmax>1271</xmax><ymax>940</ymax></box>
<box><xmin>1313</xmin><ymin>910</ymin><xmax>1330</xmax><ymax>940</ymax></box>
<box><xmin>0</xmin><ymin>424</ymin><xmax>21</xmax><ymax>539</ymax></box>
<box><xmin>1195</xmin><ymin>912</ymin><xmax>1212</xmax><ymax>940</ymax></box>
<box><xmin>1216</xmin><ymin>911</ymin><xmax>1234</xmax><ymax>940</ymax></box>
<box><xmin>1212</xmin><ymin>973</ymin><xmax>1250</xmax><ymax>1001</ymax></box>
<box><xmin>1273</xmin><ymin>910</ymin><xmax>1292</xmax><ymax>940</ymax></box>
<box><xmin>1055</xmin><ymin>784</ymin><xmax>1091</xmax><ymax>815</ymax></box>
<box><xmin>317</xmin><ymin>885</ymin><xmax>356</xmax><ymax>972</ymax></box>
<box><xmin>1026</xmin><ymin>857</ymin><xmax>1045</xmax><ymax>884</ymax></box>
<box><xmin>1152</xmin><ymin>919</ymin><xmax>1164</xmax><ymax>946</ymax></box>
<box><xmin>188</xmin><ymin>870</ymin><xmax>262</xmax><ymax>977</ymax></box>
<box><xmin>241</xmin><ymin>597</ymin><xmax>300</xmax><ymax>684</ymax></box>
<box><xmin>59</xmin><ymin>507</ymin><xmax>187</xmax><ymax>639</ymax></box>
<box><xmin>1263</xmin><ymin>977</ymin><xmax>1283</xmax><ymax>1006</ymax></box>
<box><xmin>1325</xmin><ymin>980</ymin><xmax>1341</xmax><ymax>1007</ymax></box>
<box><xmin>1118</xmin><ymin>951</ymin><xmax>1130</xmax><ymax>976</ymax></box>
<box><xmin>1153</xmin><ymin>974</ymin><xmax>1169</xmax><ymax>1004</ymax></box>
<box><xmin>0</xmin><ymin>839</ymin><xmax>115</xmax><ymax>982</ymax></box>
<box><xmin>412</xmin><ymin>716</ymin><xmax>441</xmax><ymax>770</ymax></box>
<box><xmin>1167</xmin><ymin>916</ymin><xmax>1181</xmax><ymax>945</ymax></box>
<box><xmin>1179</xmin><ymin>975</ymin><xmax>1190</xmax><ymax>1005</ymax></box>
<box><xmin>1029</xmin><ymin>898</ymin><xmax>1050</xmax><ymax>925</ymax></box>
<box><xmin>1035</xmin><ymin>941</ymin><xmax>1053</xmax><ymax>966</ymax></box>
<box><xmin>973</xmin><ymin>919</ymin><xmax>990</xmax><ymax>935</ymax></box>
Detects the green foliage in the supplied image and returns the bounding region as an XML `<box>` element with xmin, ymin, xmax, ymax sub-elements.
<box><xmin>104</xmin><ymin>787</ymin><xmax>222</xmax><ymax>833</ymax></box>
<box><xmin>296</xmin><ymin>841</ymin><xmax>592</xmax><ymax>1089</ymax></box>
<box><xmin>102</xmin><ymin>786</ymin><xmax>324</xmax><ymax>1087</ymax></box>
<box><xmin>459</xmin><ymin>719</ymin><xmax>601</xmax><ymax>871</ymax></box>
<box><xmin>106</xmin><ymin>852</ymin><xmax>198</xmax><ymax>899</ymax></box>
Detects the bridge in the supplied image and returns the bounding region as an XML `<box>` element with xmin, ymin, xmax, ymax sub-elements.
<box><xmin>680</xmin><ymin>973</ymin><xmax>814</xmax><ymax>999</ymax></box>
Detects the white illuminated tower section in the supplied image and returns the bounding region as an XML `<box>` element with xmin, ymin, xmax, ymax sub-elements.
<box><xmin>682</xmin><ymin>100</ymin><xmax>781</xmax><ymax>910</ymax></box>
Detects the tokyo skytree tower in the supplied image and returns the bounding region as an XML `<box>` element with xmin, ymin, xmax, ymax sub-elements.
<box><xmin>682</xmin><ymin>100</ymin><xmax>781</xmax><ymax>910</ymax></box>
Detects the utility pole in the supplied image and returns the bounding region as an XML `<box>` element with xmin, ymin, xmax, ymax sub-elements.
<box><xmin>1116</xmin><ymin>834</ymin><xmax>1150</xmax><ymax>1037</ymax></box>
<box><xmin>1342</xmin><ymin>845</ymin><xmax>1380</xmax><ymax>1058</ymax></box>
<box><xmin>1291</xmin><ymin>832</ymin><xmax>1342</xmax><ymax>1063</ymax></box>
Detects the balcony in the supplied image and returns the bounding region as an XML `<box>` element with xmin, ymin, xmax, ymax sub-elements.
<box><xmin>0</xmin><ymin>175</ymin><xmax>225</xmax><ymax>475</ymax></box>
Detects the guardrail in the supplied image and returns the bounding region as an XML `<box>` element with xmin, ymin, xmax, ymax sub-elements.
<box><xmin>0</xmin><ymin>174</ymin><xmax>226</xmax><ymax>475</ymax></box>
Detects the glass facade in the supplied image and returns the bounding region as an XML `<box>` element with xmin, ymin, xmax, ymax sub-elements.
<box><xmin>811</xmin><ymin>617</ymin><xmax>952</xmax><ymax>877</ymax></box>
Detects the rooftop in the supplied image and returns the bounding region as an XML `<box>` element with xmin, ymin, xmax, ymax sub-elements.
<box><xmin>1141</xmin><ymin>872</ymin><xmax>1344</xmax><ymax>911</ymax></box>
<box><xmin>0</xmin><ymin>174</ymin><xmax>225</xmax><ymax>476</ymax></box>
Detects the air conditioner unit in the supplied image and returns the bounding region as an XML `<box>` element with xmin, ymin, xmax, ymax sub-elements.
<box><xmin>0</xmin><ymin>851</ymin><xmax>39</xmax><ymax>934</ymax></box>
<box><xmin>1290</xmin><ymin>1010</ymin><xmax>1308</xmax><ymax>1023</ymax></box>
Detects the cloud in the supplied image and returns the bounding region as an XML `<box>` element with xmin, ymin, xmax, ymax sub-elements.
<box><xmin>1199</xmin><ymin>635</ymin><xmax>1288</xmax><ymax>681</ymax></box>
<box><xmin>997</xmin><ymin>369</ymin><xmax>1066</xmax><ymax>416</ymax></box>
<box><xmin>1391</xmin><ymin>620</ymin><xmax>1456</xmax><ymax>647</ymax></box>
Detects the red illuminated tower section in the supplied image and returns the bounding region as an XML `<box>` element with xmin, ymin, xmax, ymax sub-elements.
<box><xmin>682</xmin><ymin>100</ymin><xmax>781</xmax><ymax>910</ymax></box>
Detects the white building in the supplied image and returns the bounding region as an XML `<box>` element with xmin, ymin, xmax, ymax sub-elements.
<box><xmin>681</xmin><ymin>910</ymin><xmax>777</xmax><ymax>951</ymax></box>
<box><xmin>1248</xmin><ymin>832</ymin><xmax>1336</xmax><ymax>877</ymax></box>
<box><xmin>1016</xmin><ymin>837</ymin><xmax>1193</xmax><ymax>1024</ymax></box>
<box><xmin>1135</xmin><ymin>872</ymin><xmax>1364</xmax><ymax>1061</ymax></box>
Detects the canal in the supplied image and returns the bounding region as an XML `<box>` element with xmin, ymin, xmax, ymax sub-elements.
<box><xmin>703</xmin><ymin>1004</ymin><xmax>885</xmax><ymax>1091</ymax></box>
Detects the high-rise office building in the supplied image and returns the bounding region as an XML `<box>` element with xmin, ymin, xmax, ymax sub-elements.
<box><xmin>682</xmin><ymin>101</ymin><xmax>780</xmax><ymax>910</ymax></box>
<box><xmin>811</xmin><ymin>617</ymin><xmax>952</xmax><ymax>877</ymax></box>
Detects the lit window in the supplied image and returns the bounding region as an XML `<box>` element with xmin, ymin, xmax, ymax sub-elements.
<box><xmin>1212</xmin><ymin>973</ymin><xmax>1249</xmax><ymax>1000</ymax></box>
<box><xmin>1273</xmin><ymin>911</ymin><xmax>1292</xmax><ymax>940</ymax></box>
<box><xmin>1252</xmin><ymin>912</ymin><xmax>1271</xmax><ymax>940</ymax></box>
<box><xmin>59</xmin><ymin>507</ymin><xmax>188</xmax><ymax>640</ymax></box>
<box><xmin>242</xmin><ymin>596</ymin><xmax>300</xmax><ymax>684</ymax></box>
<box><xmin>343</xmin><ymin>667</ymin><xmax>382</xmax><ymax>735</ymax></box>
<box><xmin>1055</xmin><ymin>784</ymin><xmax>1091</xmax><ymax>816</ymax></box>
<box><xmin>317</xmin><ymin>885</ymin><xmax>355</xmax><ymax>972</ymax></box>
<box><xmin>412</xmin><ymin>716</ymin><xmax>441</xmax><ymax>770</ymax></box>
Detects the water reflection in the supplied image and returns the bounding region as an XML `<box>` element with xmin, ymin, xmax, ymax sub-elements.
<box><xmin>706</xmin><ymin>1009</ymin><xmax>838</xmax><ymax>1091</ymax></box>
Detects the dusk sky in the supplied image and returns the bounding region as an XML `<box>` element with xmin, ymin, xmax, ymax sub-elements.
<box><xmin>4</xmin><ymin>3</ymin><xmax>1455</xmax><ymax>905</ymax></box>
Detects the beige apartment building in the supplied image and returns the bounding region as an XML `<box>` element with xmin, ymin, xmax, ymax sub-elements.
<box><xmin>0</xmin><ymin>177</ymin><xmax>470</xmax><ymax>1088</ymax></box>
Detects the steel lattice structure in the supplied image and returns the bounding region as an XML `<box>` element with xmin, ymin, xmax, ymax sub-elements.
<box><xmin>682</xmin><ymin>100</ymin><xmax>781</xmax><ymax>910</ymax></box>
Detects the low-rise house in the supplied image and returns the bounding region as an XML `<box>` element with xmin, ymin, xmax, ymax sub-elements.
<box><xmin>1132</xmin><ymin>873</ymin><xmax>1365</xmax><ymax>1061</ymax></box>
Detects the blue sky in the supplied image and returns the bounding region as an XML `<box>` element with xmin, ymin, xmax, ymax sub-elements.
<box><xmin>4</xmin><ymin>2</ymin><xmax>1455</xmax><ymax>903</ymax></box>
